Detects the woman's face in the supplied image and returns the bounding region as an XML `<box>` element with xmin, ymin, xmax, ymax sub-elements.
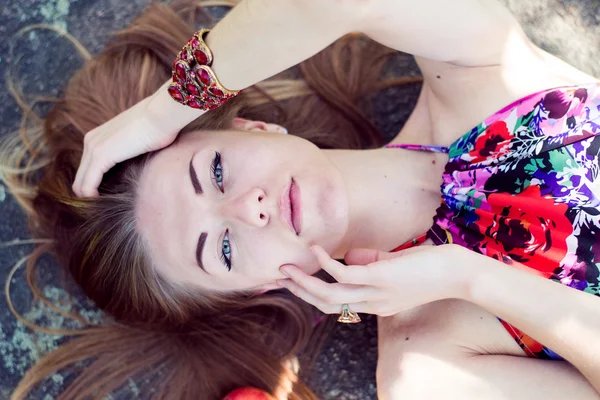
<box><xmin>136</xmin><ymin>123</ymin><xmax>350</xmax><ymax>293</ymax></box>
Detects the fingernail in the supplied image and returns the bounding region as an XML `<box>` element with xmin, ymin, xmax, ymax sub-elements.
<box><xmin>280</xmin><ymin>265</ymin><xmax>292</xmax><ymax>277</ymax></box>
<box><xmin>282</xmin><ymin>127</ymin><xmax>288</xmax><ymax>135</ymax></box>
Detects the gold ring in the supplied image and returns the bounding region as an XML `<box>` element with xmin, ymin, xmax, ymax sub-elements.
<box><xmin>337</xmin><ymin>303</ymin><xmax>361</xmax><ymax>324</ymax></box>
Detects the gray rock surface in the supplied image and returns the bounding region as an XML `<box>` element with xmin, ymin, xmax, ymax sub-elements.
<box><xmin>0</xmin><ymin>0</ymin><xmax>598</xmax><ymax>399</ymax></box>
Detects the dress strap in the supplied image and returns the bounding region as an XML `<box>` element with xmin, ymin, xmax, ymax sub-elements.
<box><xmin>390</xmin><ymin>232</ymin><xmax>429</xmax><ymax>252</ymax></box>
<box><xmin>385</xmin><ymin>143</ymin><xmax>449</xmax><ymax>153</ymax></box>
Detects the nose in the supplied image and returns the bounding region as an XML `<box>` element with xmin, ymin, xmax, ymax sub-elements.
<box><xmin>223</xmin><ymin>188</ymin><xmax>269</xmax><ymax>228</ymax></box>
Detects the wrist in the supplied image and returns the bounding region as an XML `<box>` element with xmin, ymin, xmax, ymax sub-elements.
<box><xmin>146</xmin><ymin>80</ymin><xmax>206</xmax><ymax>135</ymax></box>
<box><xmin>441</xmin><ymin>244</ymin><xmax>478</xmax><ymax>301</ymax></box>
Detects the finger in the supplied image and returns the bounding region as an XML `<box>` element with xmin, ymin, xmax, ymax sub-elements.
<box><xmin>73</xmin><ymin>152</ymin><xmax>92</xmax><ymax>197</ymax></box>
<box><xmin>276</xmin><ymin>279</ymin><xmax>339</xmax><ymax>314</ymax></box>
<box><xmin>73</xmin><ymin>129</ymin><xmax>100</xmax><ymax>196</ymax></box>
<box><xmin>344</xmin><ymin>248</ymin><xmax>405</xmax><ymax>266</ymax></box>
<box><xmin>277</xmin><ymin>279</ymin><xmax>372</xmax><ymax>315</ymax></box>
<box><xmin>79</xmin><ymin>149</ymin><xmax>116</xmax><ymax>197</ymax></box>
<box><xmin>279</xmin><ymin>265</ymin><xmax>373</xmax><ymax>304</ymax></box>
<box><xmin>79</xmin><ymin>165</ymin><xmax>107</xmax><ymax>197</ymax></box>
<box><xmin>336</xmin><ymin>301</ymin><xmax>374</xmax><ymax>315</ymax></box>
<box><xmin>310</xmin><ymin>245</ymin><xmax>374</xmax><ymax>285</ymax></box>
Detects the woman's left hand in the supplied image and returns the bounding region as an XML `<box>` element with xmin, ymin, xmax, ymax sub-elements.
<box><xmin>278</xmin><ymin>244</ymin><xmax>470</xmax><ymax>317</ymax></box>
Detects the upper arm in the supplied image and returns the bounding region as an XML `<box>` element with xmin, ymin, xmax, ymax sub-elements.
<box><xmin>357</xmin><ymin>0</ymin><xmax>522</xmax><ymax>67</ymax></box>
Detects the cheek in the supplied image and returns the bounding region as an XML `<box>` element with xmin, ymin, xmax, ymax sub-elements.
<box><xmin>244</xmin><ymin>233</ymin><xmax>316</xmax><ymax>277</ymax></box>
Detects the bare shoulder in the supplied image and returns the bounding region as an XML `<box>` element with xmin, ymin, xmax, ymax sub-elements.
<box><xmin>368</xmin><ymin>0</ymin><xmax>599</xmax><ymax>144</ymax></box>
<box><xmin>411</xmin><ymin>35</ymin><xmax>599</xmax><ymax>144</ymax></box>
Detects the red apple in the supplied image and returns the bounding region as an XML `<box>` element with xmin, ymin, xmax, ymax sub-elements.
<box><xmin>223</xmin><ymin>387</ymin><xmax>276</xmax><ymax>400</ymax></box>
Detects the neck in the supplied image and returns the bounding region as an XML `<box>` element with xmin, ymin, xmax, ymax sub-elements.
<box><xmin>325</xmin><ymin>148</ymin><xmax>446</xmax><ymax>258</ymax></box>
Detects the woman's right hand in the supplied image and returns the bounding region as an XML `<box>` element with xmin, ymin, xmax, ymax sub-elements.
<box><xmin>72</xmin><ymin>95</ymin><xmax>180</xmax><ymax>197</ymax></box>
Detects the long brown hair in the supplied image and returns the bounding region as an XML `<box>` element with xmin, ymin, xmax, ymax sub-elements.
<box><xmin>2</xmin><ymin>1</ymin><xmax>420</xmax><ymax>399</ymax></box>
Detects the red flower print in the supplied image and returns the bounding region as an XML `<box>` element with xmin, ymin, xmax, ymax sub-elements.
<box><xmin>500</xmin><ymin>320</ymin><xmax>545</xmax><ymax>357</ymax></box>
<box><xmin>469</xmin><ymin>121</ymin><xmax>513</xmax><ymax>163</ymax></box>
<box><xmin>223</xmin><ymin>388</ymin><xmax>276</xmax><ymax>400</ymax></box>
<box><xmin>474</xmin><ymin>185</ymin><xmax>573</xmax><ymax>278</ymax></box>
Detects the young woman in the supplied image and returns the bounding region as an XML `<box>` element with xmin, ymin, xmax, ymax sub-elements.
<box><xmin>4</xmin><ymin>0</ymin><xmax>600</xmax><ymax>399</ymax></box>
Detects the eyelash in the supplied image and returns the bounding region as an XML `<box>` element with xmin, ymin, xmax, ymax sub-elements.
<box><xmin>211</xmin><ymin>151</ymin><xmax>224</xmax><ymax>193</ymax></box>
<box><xmin>221</xmin><ymin>230</ymin><xmax>232</xmax><ymax>272</ymax></box>
<box><xmin>211</xmin><ymin>152</ymin><xmax>232</xmax><ymax>271</ymax></box>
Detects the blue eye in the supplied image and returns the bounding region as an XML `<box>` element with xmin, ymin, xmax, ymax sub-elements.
<box><xmin>221</xmin><ymin>230</ymin><xmax>232</xmax><ymax>271</ymax></box>
<box><xmin>211</xmin><ymin>152</ymin><xmax>224</xmax><ymax>192</ymax></box>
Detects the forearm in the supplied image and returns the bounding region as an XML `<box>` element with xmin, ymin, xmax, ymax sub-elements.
<box><xmin>206</xmin><ymin>0</ymin><xmax>362</xmax><ymax>91</ymax></box>
<box><xmin>146</xmin><ymin>0</ymin><xmax>523</xmax><ymax>132</ymax></box>
<box><xmin>460</xmin><ymin>249</ymin><xmax>600</xmax><ymax>391</ymax></box>
<box><xmin>147</xmin><ymin>0</ymin><xmax>359</xmax><ymax>134</ymax></box>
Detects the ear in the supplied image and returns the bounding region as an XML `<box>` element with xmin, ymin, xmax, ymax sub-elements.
<box><xmin>232</xmin><ymin>117</ymin><xmax>288</xmax><ymax>135</ymax></box>
<box><xmin>254</xmin><ymin>282</ymin><xmax>282</xmax><ymax>295</ymax></box>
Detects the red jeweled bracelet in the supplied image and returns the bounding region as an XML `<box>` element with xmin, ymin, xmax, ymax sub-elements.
<box><xmin>168</xmin><ymin>29</ymin><xmax>240</xmax><ymax>110</ymax></box>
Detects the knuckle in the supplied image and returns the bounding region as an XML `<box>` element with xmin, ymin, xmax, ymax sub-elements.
<box><xmin>321</xmin><ymin>293</ymin><xmax>336</xmax><ymax>304</ymax></box>
<box><xmin>99</xmin><ymin>161</ymin><xmax>113</xmax><ymax>174</ymax></box>
<box><xmin>89</xmin><ymin>146</ymin><xmax>102</xmax><ymax>159</ymax></box>
<box><xmin>83</xmin><ymin>132</ymin><xmax>97</xmax><ymax>145</ymax></box>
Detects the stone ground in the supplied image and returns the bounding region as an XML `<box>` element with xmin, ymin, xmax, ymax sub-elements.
<box><xmin>0</xmin><ymin>0</ymin><xmax>598</xmax><ymax>399</ymax></box>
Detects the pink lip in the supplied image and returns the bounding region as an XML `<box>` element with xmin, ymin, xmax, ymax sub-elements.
<box><xmin>290</xmin><ymin>178</ymin><xmax>302</xmax><ymax>235</ymax></box>
<box><xmin>280</xmin><ymin>178</ymin><xmax>302</xmax><ymax>235</ymax></box>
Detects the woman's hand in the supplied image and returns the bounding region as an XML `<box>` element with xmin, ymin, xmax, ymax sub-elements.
<box><xmin>277</xmin><ymin>244</ymin><xmax>469</xmax><ymax>317</ymax></box>
<box><xmin>281</xmin><ymin>244</ymin><xmax>600</xmax><ymax>391</ymax></box>
<box><xmin>72</xmin><ymin>95</ymin><xmax>182</xmax><ymax>197</ymax></box>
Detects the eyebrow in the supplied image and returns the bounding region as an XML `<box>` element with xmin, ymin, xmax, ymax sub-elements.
<box><xmin>189</xmin><ymin>155</ymin><xmax>203</xmax><ymax>194</ymax></box>
<box><xmin>196</xmin><ymin>232</ymin><xmax>209</xmax><ymax>274</ymax></box>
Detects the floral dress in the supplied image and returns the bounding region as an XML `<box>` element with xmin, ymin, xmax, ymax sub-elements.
<box><xmin>389</xmin><ymin>83</ymin><xmax>600</xmax><ymax>360</ymax></box>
